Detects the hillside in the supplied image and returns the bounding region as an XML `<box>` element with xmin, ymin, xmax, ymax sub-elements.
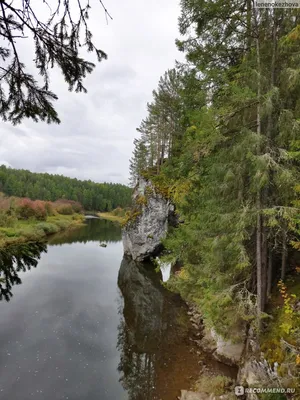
<box><xmin>0</xmin><ymin>165</ymin><xmax>132</xmax><ymax>212</ymax></box>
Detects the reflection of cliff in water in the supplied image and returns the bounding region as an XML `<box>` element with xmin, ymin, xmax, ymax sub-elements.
<box><xmin>117</xmin><ymin>256</ymin><xmax>199</xmax><ymax>400</ymax></box>
<box><xmin>48</xmin><ymin>217</ymin><xmax>121</xmax><ymax>246</ymax></box>
<box><xmin>0</xmin><ymin>242</ymin><xmax>47</xmax><ymax>301</ymax></box>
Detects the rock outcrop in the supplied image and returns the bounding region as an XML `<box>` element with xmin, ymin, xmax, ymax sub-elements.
<box><xmin>122</xmin><ymin>176</ymin><xmax>176</xmax><ymax>261</ymax></box>
<box><xmin>211</xmin><ymin>328</ymin><xmax>245</xmax><ymax>367</ymax></box>
<box><xmin>198</xmin><ymin>327</ymin><xmax>245</xmax><ymax>367</ymax></box>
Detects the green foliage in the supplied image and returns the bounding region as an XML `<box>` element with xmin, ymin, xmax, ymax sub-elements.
<box><xmin>55</xmin><ymin>204</ymin><xmax>74</xmax><ymax>215</ymax></box>
<box><xmin>111</xmin><ymin>207</ymin><xmax>127</xmax><ymax>217</ymax></box>
<box><xmin>144</xmin><ymin>185</ymin><xmax>154</xmax><ymax>198</ymax></box>
<box><xmin>45</xmin><ymin>202</ymin><xmax>55</xmax><ymax>216</ymax></box>
<box><xmin>35</xmin><ymin>223</ymin><xmax>60</xmax><ymax>235</ymax></box>
<box><xmin>0</xmin><ymin>213</ymin><xmax>84</xmax><ymax>248</ymax></box>
<box><xmin>121</xmin><ymin>210</ymin><xmax>141</xmax><ymax>228</ymax></box>
<box><xmin>52</xmin><ymin>219</ymin><xmax>72</xmax><ymax>230</ymax></box>
<box><xmin>129</xmin><ymin>68</ymin><xmax>188</xmax><ymax>186</ymax></box>
<box><xmin>151</xmin><ymin>174</ymin><xmax>171</xmax><ymax>199</ymax></box>
<box><xmin>124</xmin><ymin>14</ymin><xmax>300</xmax><ymax>385</ymax></box>
<box><xmin>0</xmin><ymin>211</ymin><xmax>17</xmax><ymax>228</ymax></box>
<box><xmin>128</xmin><ymin>6</ymin><xmax>300</xmax><ymax>392</ymax></box>
<box><xmin>0</xmin><ymin>165</ymin><xmax>132</xmax><ymax>211</ymax></box>
<box><xmin>135</xmin><ymin>195</ymin><xmax>147</xmax><ymax>206</ymax></box>
<box><xmin>261</xmin><ymin>278</ymin><xmax>300</xmax><ymax>366</ymax></box>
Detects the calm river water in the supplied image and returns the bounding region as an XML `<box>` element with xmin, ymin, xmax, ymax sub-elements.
<box><xmin>0</xmin><ymin>217</ymin><xmax>234</xmax><ymax>400</ymax></box>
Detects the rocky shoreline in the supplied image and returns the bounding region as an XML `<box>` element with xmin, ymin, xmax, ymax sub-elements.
<box><xmin>122</xmin><ymin>176</ymin><xmax>277</xmax><ymax>400</ymax></box>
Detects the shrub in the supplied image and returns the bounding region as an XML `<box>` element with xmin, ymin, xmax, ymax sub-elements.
<box><xmin>111</xmin><ymin>207</ymin><xmax>126</xmax><ymax>217</ymax></box>
<box><xmin>136</xmin><ymin>195</ymin><xmax>147</xmax><ymax>206</ymax></box>
<box><xmin>17</xmin><ymin>198</ymin><xmax>36</xmax><ymax>219</ymax></box>
<box><xmin>2</xmin><ymin>228</ymin><xmax>18</xmax><ymax>237</ymax></box>
<box><xmin>16</xmin><ymin>198</ymin><xmax>47</xmax><ymax>220</ymax></box>
<box><xmin>121</xmin><ymin>209</ymin><xmax>141</xmax><ymax>228</ymax></box>
<box><xmin>36</xmin><ymin>223</ymin><xmax>60</xmax><ymax>235</ymax></box>
<box><xmin>0</xmin><ymin>211</ymin><xmax>17</xmax><ymax>227</ymax></box>
<box><xmin>54</xmin><ymin>199</ymin><xmax>83</xmax><ymax>214</ymax></box>
<box><xmin>45</xmin><ymin>202</ymin><xmax>56</xmax><ymax>216</ymax></box>
<box><xmin>18</xmin><ymin>229</ymin><xmax>36</xmax><ymax>239</ymax></box>
<box><xmin>55</xmin><ymin>220</ymin><xmax>70</xmax><ymax>229</ymax></box>
<box><xmin>56</xmin><ymin>204</ymin><xmax>74</xmax><ymax>215</ymax></box>
<box><xmin>31</xmin><ymin>226</ymin><xmax>46</xmax><ymax>238</ymax></box>
<box><xmin>71</xmin><ymin>202</ymin><xmax>83</xmax><ymax>213</ymax></box>
<box><xmin>6</xmin><ymin>215</ymin><xmax>17</xmax><ymax>227</ymax></box>
<box><xmin>72</xmin><ymin>214</ymin><xmax>82</xmax><ymax>221</ymax></box>
<box><xmin>32</xmin><ymin>200</ymin><xmax>47</xmax><ymax>220</ymax></box>
<box><xmin>0</xmin><ymin>196</ymin><xmax>12</xmax><ymax>212</ymax></box>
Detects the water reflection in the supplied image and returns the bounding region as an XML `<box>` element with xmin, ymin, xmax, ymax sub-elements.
<box><xmin>0</xmin><ymin>242</ymin><xmax>47</xmax><ymax>301</ymax></box>
<box><xmin>117</xmin><ymin>256</ymin><xmax>199</xmax><ymax>400</ymax></box>
<box><xmin>48</xmin><ymin>217</ymin><xmax>121</xmax><ymax>245</ymax></box>
<box><xmin>0</xmin><ymin>220</ymin><xmax>234</xmax><ymax>400</ymax></box>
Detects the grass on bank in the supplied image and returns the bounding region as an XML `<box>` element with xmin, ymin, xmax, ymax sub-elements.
<box><xmin>0</xmin><ymin>194</ymin><xmax>86</xmax><ymax>248</ymax></box>
<box><xmin>0</xmin><ymin>214</ymin><xmax>85</xmax><ymax>247</ymax></box>
<box><xmin>97</xmin><ymin>207</ymin><xmax>128</xmax><ymax>224</ymax></box>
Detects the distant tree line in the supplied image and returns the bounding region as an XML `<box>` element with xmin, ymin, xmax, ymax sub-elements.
<box><xmin>0</xmin><ymin>165</ymin><xmax>132</xmax><ymax>211</ymax></box>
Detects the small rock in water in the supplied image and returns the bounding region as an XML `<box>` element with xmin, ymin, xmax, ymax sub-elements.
<box><xmin>99</xmin><ymin>243</ymin><xmax>107</xmax><ymax>248</ymax></box>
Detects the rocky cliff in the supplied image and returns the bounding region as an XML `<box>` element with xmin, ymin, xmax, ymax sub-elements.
<box><xmin>122</xmin><ymin>176</ymin><xmax>176</xmax><ymax>262</ymax></box>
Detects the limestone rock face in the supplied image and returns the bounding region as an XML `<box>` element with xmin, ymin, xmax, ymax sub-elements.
<box><xmin>122</xmin><ymin>176</ymin><xmax>176</xmax><ymax>262</ymax></box>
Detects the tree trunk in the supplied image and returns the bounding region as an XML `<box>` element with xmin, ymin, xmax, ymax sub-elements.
<box><xmin>247</xmin><ymin>0</ymin><xmax>252</xmax><ymax>53</ymax></box>
<box><xmin>254</xmin><ymin>6</ymin><xmax>263</xmax><ymax>329</ymax></box>
<box><xmin>261</xmin><ymin>224</ymin><xmax>268</xmax><ymax>311</ymax></box>
<box><xmin>156</xmin><ymin>134</ymin><xmax>161</xmax><ymax>174</ymax></box>
<box><xmin>256</xmin><ymin>200</ymin><xmax>263</xmax><ymax>320</ymax></box>
<box><xmin>267</xmin><ymin>249</ymin><xmax>273</xmax><ymax>298</ymax></box>
<box><xmin>265</xmin><ymin>11</ymin><xmax>277</xmax><ymax>302</ymax></box>
<box><xmin>281</xmin><ymin>229</ymin><xmax>287</xmax><ymax>281</ymax></box>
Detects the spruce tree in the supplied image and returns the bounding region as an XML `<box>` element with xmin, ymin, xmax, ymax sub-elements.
<box><xmin>0</xmin><ymin>0</ymin><xmax>111</xmax><ymax>124</ymax></box>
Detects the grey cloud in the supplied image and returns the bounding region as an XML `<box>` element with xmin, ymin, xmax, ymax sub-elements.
<box><xmin>0</xmin><ymin>0</ymin><xmax>183</xmax><ymax>184</ymax></box>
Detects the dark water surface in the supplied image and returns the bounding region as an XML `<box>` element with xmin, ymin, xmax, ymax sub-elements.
<box><xmin>0</xmin><ymin>218</ymin><xmax>234</xmax><ymax>400</ymax></box>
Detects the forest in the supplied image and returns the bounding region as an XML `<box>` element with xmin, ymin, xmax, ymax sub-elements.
<box><xmin>129</xmin><ymin>0</ymin><xmax>300</xmax><ymax>382</ymax></box>
<box><xmin>0</xmin><ymin>165</ymin><xmax>132</xmax><ymax>212</ymax></box>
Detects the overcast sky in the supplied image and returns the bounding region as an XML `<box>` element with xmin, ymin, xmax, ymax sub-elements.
<box><xmin>0</xmin><ymin>0</ymin><xmax>183</xmax><ymax>185</ymax></box>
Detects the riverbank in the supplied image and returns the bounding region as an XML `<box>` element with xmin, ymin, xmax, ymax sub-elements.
<box><xmin>97</xmin><ymin>212</ymin><xmax>125</xmax><ymax>224</ymax></box>
<box><xmin>0</xmin><ymin>214</ymin><xmax>85</xmax><ymax>248</ymax></box>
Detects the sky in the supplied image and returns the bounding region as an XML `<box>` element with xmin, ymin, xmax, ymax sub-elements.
<box><xmin>0</xmin><ymin>0</ymin><xmax>183</xmax><ymax>185</ymax></box>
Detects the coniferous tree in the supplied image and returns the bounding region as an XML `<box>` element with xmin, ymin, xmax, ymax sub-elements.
<box><xmin>129</xmin><ymin>2</ymin><xmax>300</xmax><ymax>337</ymax></box>
<box><xmin>0</xmin><ymin>165</ymin><xmax>132</xmax><ymax>211</ymax></box>
<box><xmin>0</xmin><ymin>0</ymin><xmax>111</xmax><ymax>124</ymax></box>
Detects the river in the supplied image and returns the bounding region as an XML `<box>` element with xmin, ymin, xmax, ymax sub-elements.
<box><xmin>0</xmin><ymin>217</ymin><xmax>235</xmax><ymax>400</ymax></box>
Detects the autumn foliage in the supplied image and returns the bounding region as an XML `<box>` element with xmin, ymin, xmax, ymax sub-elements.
<box><xmin>0</xmin><ymin>193</ymin><xmax>83</xmax><ymax>223</ymax></box>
